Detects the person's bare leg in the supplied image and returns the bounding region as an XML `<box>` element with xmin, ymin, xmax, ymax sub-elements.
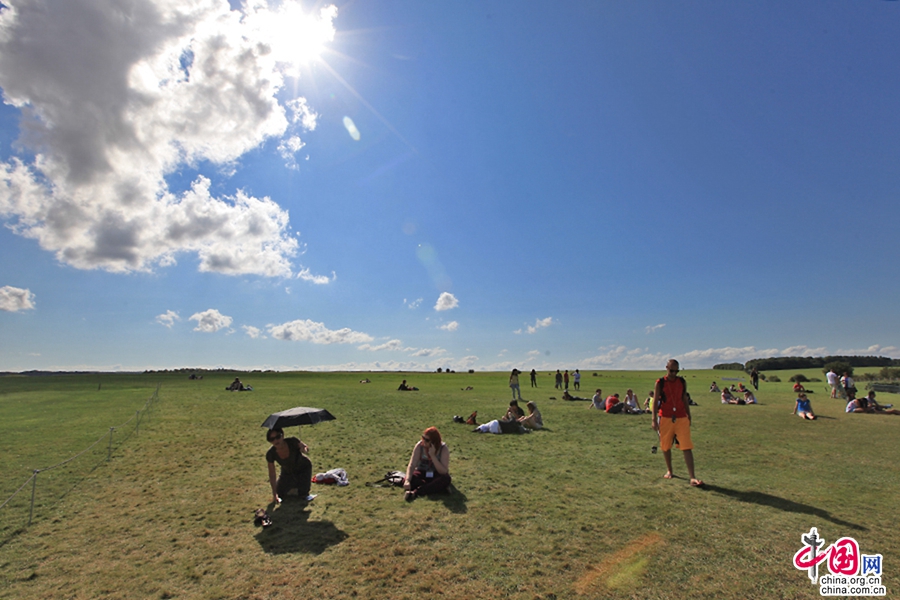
<box><xmin>683</xmin><ymin>450</ymin><xmax>696</xmax><ymax>480</ymax></box>
<box><xmin>662</xmin><ymin>450</ymin><xmax>674</xmax><ymax>478</ymax></box>
<box><xmin>684</xmin><ymin>449</ymin><xmax>703</xmax><ymax>486</ymax></box>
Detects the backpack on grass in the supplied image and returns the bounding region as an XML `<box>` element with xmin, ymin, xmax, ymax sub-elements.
<box><xmin>366</xmin><ymin>470</ymin><xmax>406</xmax><ymax>488</ymax></box>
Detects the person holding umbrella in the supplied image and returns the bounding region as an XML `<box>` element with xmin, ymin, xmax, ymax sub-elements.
<box><xmin>266</xmin><ymin>427</ymin><xmax>316</xmax><ymax>504</ymax></box>
<box><xmin>404</xmin><ymin>427</ymin><xmax>451</xmax><ymax>502</ymax></box>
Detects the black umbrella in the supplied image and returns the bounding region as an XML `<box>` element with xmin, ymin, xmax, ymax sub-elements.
<box><xmin>261</xmin><ymin>406</ymin><xmax>336</xmax><ymax>429</ymax></box>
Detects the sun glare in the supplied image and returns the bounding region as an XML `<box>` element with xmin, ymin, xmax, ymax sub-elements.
<box><xmin>255</xmin><ymin>3</ymin><xmax>337</xmax><ymax>75</ymax></box>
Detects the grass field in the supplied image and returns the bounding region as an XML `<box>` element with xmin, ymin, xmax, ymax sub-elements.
<box><xmin>0</xmin><ymin>369</ymin><xmax>897</xmax><ymax>599</ymax></box>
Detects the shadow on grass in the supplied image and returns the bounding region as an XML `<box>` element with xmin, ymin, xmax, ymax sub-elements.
<box><xmin>703</xmin><ymin>484</ymin><xmax>867</xmax><ymax>531</ymax></box>
<box><xmin>423</xmin><ymin>484</ymin><xmax>468</xmax><ymax>513</ymax></box>
<box><xmin>255</xmin><ymin>501</ymin><xmax>348</xmax><ymax>555</ymax></box>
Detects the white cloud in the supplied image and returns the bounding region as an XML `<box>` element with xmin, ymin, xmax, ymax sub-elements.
<box><xmin>515</xmin><ymin>316</ymin><xmax>554</xmax><ymax>335</ymax></box>
<box><xmin>404</xmin><ymin>298</ymin><xmax>423</xmax><ymax>309</ymax></box>
<box><xmin>358</xmin><ymin>339</ymin><xmax>407</xmax><ymax>352</ymax></box>
<box><xmin>573</xmin><ymin>344</ymin><xmax>846</xmax><ymax>370</ymax></box>
<box><xmin>527</xmin><ymin>350</ymin><xmax>541</xmax><ymax>357</ymax></box>
<box><xmin>0</xmin><ymin>285</ymin><xmax>35</xmax><ymax>312</ymax></box>
<box><xmin>645</xmin><ymin>323</ymin><xmax>666</xmax><ymax>334</ymax></box>
<box><xmin>434</xmin><ymin>292</ymin><xmax>458</xmax><ymax>312</ymax></box>
<box><xmin>835</xmin><ymin>344</ymin><xmax>900</xmax><ymax>358</ymax></box>
<box><xmin>155</xmin><ymin>309</ymin><xmax>180</xmax><ymax>328</ymax></box>
<box><xmin>242</xmin><ymin>325</ymin><xmax>265</xmax><ymax>339</ymax></box>
<box><xmin>0</xmin><ymin>0</ymin><xmax>336</xmax><ymax>277</ymax></box>
<box><xmin>410</xmin><ymin>347</ymin><xmax>447</xmax><ymax>358</ymax></box>
<box><xmin>300</xmin><ymin>354</ymin><xmax>479</xmax><ymax>373</ymax></box>
<box><xmin>439</xmin><ymin>321</ymin><xmax>458</xmax><ymax>332</ymax></box>
<box><xmin>268</xmin><ymin>319</ymin><xmax>373</xmax><ymax>345</ymax></box>
<box><xmin>297</xmin><ymin>268</ymin><xmax>335</xmax><ymax>284</ymax></box>
<box><xmin>189</xmin><ymin>308</ymin><xmax>233</xmax><ymax>333</ymax></box>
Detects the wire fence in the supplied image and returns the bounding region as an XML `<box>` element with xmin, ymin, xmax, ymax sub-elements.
<box><xmin>0</xmin><ymin>384</ymin><xmax>160</xmax><ymax>542</ymax></box>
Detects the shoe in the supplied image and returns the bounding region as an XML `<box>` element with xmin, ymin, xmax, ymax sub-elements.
<box><xmin>302</xmin><ymin>494</ymin><xmax>317</xmax><ymax>502</ymax></box>
<box><xmin>253</xmin><ymin>508</ymin><xmax>272</xmax><ymax>527</ymax></box>
<box><xmin>651</xmin><ymin>446</ymin><xmax>657</xmax><ymax>454</ymax></box>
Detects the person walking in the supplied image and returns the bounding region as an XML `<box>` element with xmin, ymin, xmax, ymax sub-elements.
<box><xmin>530</xmin><ymin>368</ymin><xmax>538</xmax><ymax>387</ymax></box>
<box><xmin>750</xmin><ymin>367</ymin><xmax>759</xmax><ymax>391</ymax></box>
<box><xmin>555</xmin><ymin>370</ymin><xmax>563</xmax><ymax>390</ymax></box>
<box><xmin>563</xmin><ymin>370</ymin><xmax>570</xmax><ymax>390</ymax></box>
<box><xmin>573</xmin><ymin>369</ymin><xmax>581</xmax><ymax>390</ymax></box>
<box><xmin>652</xmin><ymin>359</ymin><xmax>703</xmax><ymax>487</ymax></box>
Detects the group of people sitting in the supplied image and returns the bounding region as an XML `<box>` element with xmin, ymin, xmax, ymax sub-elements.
<box><xmin>589</xmin><ymin>388</ymin><xmax>645</xmax><ymax>414</ymax></box>
<box><xmin>472</xmin><ymin>399</ymin><xmax>543</xmax><ymax>433</ymax></box>
<box><xmin>846</xmin><ymin>390</ymin><xmax>899</xmax><ymax>415</ymax></box>
<box><xmin>721</xmin><ymin>388</ymin><xmax>757</xmax><ymax>404</ymax></box>
<box><xmin>793</xmin><ymin>389</ymin><xmax>898</xmax><ymax>420</ymax></box>
<box><xmin>226</xmin><ymin>377</ymin><xmax>252</xmax><ymax>391</ymax></box>
<box><xmin>266</xmin><ymin>424</ymin><xmax>456</xmax><ymax>507</ymax></box>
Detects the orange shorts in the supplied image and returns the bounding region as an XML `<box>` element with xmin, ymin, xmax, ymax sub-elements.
<box><xmin>658</xmin><ymin>417</ymin><xmax>692</xmax><ymax>452</ymax></box>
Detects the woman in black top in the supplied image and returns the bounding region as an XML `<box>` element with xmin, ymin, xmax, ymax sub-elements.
<box><xmin>266</xmin><ymin>427</ymin><xmax>315</xmax><ymax>503</ymax></box>
<box><xmin>404</xmin><ymin>427</ymin><xmax>451</xmax><ymax>501</ymax></box>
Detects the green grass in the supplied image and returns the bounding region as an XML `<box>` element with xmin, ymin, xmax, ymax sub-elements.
<box><xmin>1</xmin><ymin>369</ymin><xmax>898</xmax><ymax>599</ymax></box>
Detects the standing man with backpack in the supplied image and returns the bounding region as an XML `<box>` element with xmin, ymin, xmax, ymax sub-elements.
<box><xmin>652</xmin><ymin>359</ymin><xmax>704</xmax><ymax>487</ymax></box>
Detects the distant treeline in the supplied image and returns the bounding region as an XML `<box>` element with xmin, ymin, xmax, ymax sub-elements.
<box><xmin>712</xmin><ymin>356</ymin><xmax>900</xmax><ymax>373</ymax></box>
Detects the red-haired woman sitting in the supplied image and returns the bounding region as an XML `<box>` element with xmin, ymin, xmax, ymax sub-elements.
<box><xmin>404</xmin><ymin>427</ymin><xmax>451</xmax><ymax>501</ymax></box>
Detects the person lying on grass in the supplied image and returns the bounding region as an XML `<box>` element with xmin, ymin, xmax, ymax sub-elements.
<box><xmin>721</xmin><ymin>389</ymin><xmax>740</xmax><ymax>404</ymax></box>
<box><xmin>266</xmin><ymin>427</ymin><xmax>316</xmax><ymax>504</ymax></box>
<box><xmin>404</xmin><ymin>426</ymin><xmax>451</xmax><ymax>502</ymax></box>
<box><xmin>846</xmin><ymin>392</ymin><xmax>900</xmax><ymax>415</ymax></box>
<box><xmin>518</xmin><ymin>401</ymin><xmax>543</xmax><ymax>430</ymax></box>
<box><xmin>398</xmin><ymin>379</ymin><xmax>419</xmax><ymax>391</ymax></box>
<box><xmin>792</xmin><ymin>393</ymin><xmax>816</xmax><ymax>420</ymax></box>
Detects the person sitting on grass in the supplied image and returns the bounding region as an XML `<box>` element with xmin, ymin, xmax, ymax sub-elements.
<box><xmin>862</xmin><ymin>390</ymin><xmax>894</xmax><ymax>411</ymax></box>
<box><xmin>266</xmin><ymin>427</ymin><xmax>316</xmax><ymax>504</ymax></box>
<box><xmin>793</xmin><ymin>381</ymin><xmax>806</xmax><ymax>393</ymax></box>
<box><xmin>606</xmin><ymin>393</ymin><xmax>630</xmax><ymax>414</ymax></box>
<box><xmin>506</xmin><ymin>399</ymin><xmax>525</xmax><ymax>420</ymax></box>
<box><xmin>404</xmin><ymin>426</ymin><xmax>451</xmax><ymax>501</ymax></box>
<box><xmin>644</xmin><ymin>391</ymin><xmax>654</xmax><ymax>412</ymax></box>
<box><xmin>709</xmin><ymin>381</ymin><xmax>720</xmax><ymax>393</ymax></box>
<box><xmin>398</xmin><ymin>379</ymin><xmax>419</xmax><ymax>391</ymax></box>
<box><xmin>589</xmin><ymin>389</ymin><xmax>604</xmax><ymax>409</ymax></box>
<box><xmin>721</xmin><ymin>388</ymin><xmax>739</xmax><ymax>404</ymax></box>
<box><xmin>847</xmin><ymin>392</ymin><xmax>900</xmax><ymax>415</ymax></box>
<box><xmin>624</xmin><ymin>389</ymin><xmax>643</xmax><ymax>413</ymax></box>
<box><xmin>743</xmin><ymin>391</ymin><xmax>757</xmax><ymax>404</ymax></box>
<box><xmin>227</xmin><ymin>377</ymin><xmax>248</xmax><ymax>391</ymax></box>
<box><xmin>518</xmin><ymin>401</ymin><xmax>543</xmax><ymax>430</ymax></box>
<box><xmin>792</xmin><ymin>393</ymin><xmax>816</xmax><ymax>420</ymax></box>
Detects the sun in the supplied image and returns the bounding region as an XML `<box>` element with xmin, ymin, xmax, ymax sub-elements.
<box><xmin>255</xmin><ymin>3</ymin><xmax>337</xmax><ymax>75</ymax></box>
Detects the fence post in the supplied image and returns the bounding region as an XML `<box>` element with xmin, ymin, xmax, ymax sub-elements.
<box><xmin>107</xmin><ymin>428</ymin><xmax>114</xmax><ymax>461</ymax></box>
<box><xmin>28</xmin><ymin>470</ymin><xmax>39</xmax><ymax>525</ymax></box>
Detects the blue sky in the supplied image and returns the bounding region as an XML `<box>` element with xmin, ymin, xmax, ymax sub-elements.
<box><xmin>1</xmin><ymin>0</ymin><xmax>899</xmax><ymax>372</ymax></box>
